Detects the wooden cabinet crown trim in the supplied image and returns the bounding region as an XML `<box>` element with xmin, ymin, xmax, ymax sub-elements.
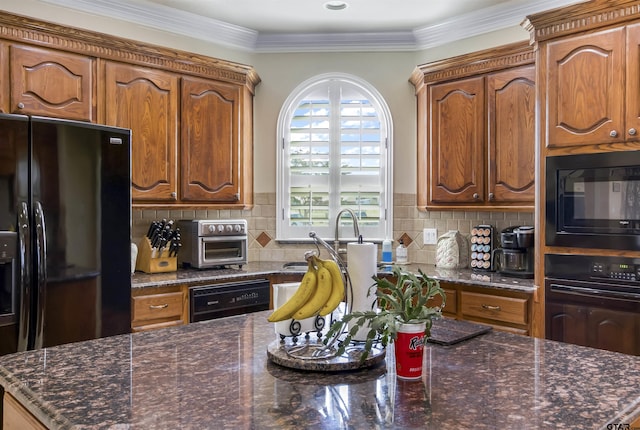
<box><xmin>523</xmin><ymin>0</ymin><xmax>640</xmax><ymax>44</ymax></box>
<box><xmin>410</xmin><ymin>41</ymin><xmax>533</xmax><ymax>88</ymax></box>
<box><xmin>0</xmin><ymin>12</ymin><xmax>260</xmax><ymax>92</ymax></box>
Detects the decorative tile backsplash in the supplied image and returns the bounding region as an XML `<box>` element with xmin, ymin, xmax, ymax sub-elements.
<box><xmin>132</xmin><ymin>193</ymin><xmax>533</xmax><ymax>265</ymax></box>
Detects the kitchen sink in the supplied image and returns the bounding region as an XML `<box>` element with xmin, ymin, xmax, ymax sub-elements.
<box><xmin>281</xmin><ymin>262</ymin><xmax>309</xmax><ymax>271</ymax></box>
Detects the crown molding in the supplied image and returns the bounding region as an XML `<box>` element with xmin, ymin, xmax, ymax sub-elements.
<box><xmin>524</xmin><ymin>0</ymin><xmax>640</xmax><ymax>43</ymax></box>
<box><xmin>413</xmin><ymin>0</ymin><xmax>583</xmax><ymax>50</ymax></box>
<box><xmin>254</xmin><ymin>31</ymin><xmax>417</xmax><ymax>53</ymax></box>
<box><xmin>39</xmin><ymin>0</ymin><xmax>585</xmax><ymax>53</ymax></box>
<box><xmin>0</xmin><ymin>11</ymin><xmax>260</xmax><ymax>90</ymax></box>
<box><xmin>39</xmin><ymin>0</ymin><xmax>258</xmax><ymax>51</ymax></box>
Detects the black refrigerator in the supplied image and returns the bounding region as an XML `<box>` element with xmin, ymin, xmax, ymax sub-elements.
<box><xmin>0</xmin><ymin>113</ymin><xmax>132</xmax><ymax>356</ymax></box>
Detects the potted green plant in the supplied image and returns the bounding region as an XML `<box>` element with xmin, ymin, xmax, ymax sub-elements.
<box><xmin>325</xmin><ymin>265</ymin><xmax>445</xmax><ymax>378</ymax></box>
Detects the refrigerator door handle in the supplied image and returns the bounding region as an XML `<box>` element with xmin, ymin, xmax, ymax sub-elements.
<box><xmin>33</xmin><ymin>201</ymin><xmax>47</xmax><ymax>350</ymax></box>
<box><xmin>17</xmin><ymin>201</ymin><xmax>31</xmax><ymax>352</ymax></box>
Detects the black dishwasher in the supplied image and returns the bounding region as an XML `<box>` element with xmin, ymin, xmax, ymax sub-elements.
<box><xmin>189</xmin><ymin>279</ymin><xmax>270</xmax><ymax>322</ymax></box>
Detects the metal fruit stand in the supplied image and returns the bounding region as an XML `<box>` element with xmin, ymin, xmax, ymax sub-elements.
<box><xmin>266</xmin><ymin>232</ymin><xmax>386</xmax><ymax>372</ymax></box>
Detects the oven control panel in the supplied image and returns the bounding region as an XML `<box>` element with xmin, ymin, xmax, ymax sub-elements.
<box><xmin>196</xmin><ymin>220</ymin><xmax>247</xmax><ymax>237</ymax></box>
<box><xmin>590</xmin><ymin>261</ymin><xmax>640</xmax><ymax>281</ymax></box>
<box><xmin>546</xmin><ymin>254</ymin><xmax>640</xmax><ymax>284</ymax></box>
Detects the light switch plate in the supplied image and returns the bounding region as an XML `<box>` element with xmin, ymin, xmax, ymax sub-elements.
<box><xmin>424</xmin><ymin>228</ymin><xmax>437</xmax><ymax>245</ymax></box>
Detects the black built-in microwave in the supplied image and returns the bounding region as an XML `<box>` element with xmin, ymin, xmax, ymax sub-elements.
<box><xmin>546</xmin><ymin>150</ymin><xmax>640</xmax><ymax>251</ymax></box>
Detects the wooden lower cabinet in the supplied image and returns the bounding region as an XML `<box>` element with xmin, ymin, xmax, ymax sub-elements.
<box><xmin>427</xmin><ymin>288</ymin><xmax>457</xmax><ymax>318</ymax></box>
<box><xmin>131</xmin><ymin>285</ymin><xmax>188</xmax><ymax>332</ymax></box>
<box><xmin>460</xmin><ymin>291</ymin><xmax>529</xmax><ymax>335</ymax></box>
<box><xmin>440</xmin><ymin>282</ymin><xmax>532</xmax><ymax>335</ymax></box>
<box><xmin>373</xmin><ymin>275</ymin><xmax>529</xmax><ymax>333</ymax></box>
<box><xmin>546</xmin><ymin>302</ymin><xmax>640</xmax><ymax>356</ymax></box>
<box><xmin>3</xmin><ymin>392</ymin><xmax>46</xmax><ymax>430</ymax></box>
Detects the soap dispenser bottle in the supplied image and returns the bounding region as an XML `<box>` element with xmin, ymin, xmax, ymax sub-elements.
<box><xmin>396</xmin><ymin>239</ymin><xmax>408</xmax><ymax>264</ymax></box>
<box><xmin>381</xmin><ymin>239</ymin><xmax>393</xmax><ymax>263</ymax></box>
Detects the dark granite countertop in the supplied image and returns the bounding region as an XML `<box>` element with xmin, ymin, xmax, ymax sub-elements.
<box><xmin>132</xmin><ymin>261</ymin><xmax>536</xmax><ymax>293</ymax></box>
<box><xmin>1</xmin><ymin>311</ymin><xmax>638</xmax><ymax>429</ymax></box>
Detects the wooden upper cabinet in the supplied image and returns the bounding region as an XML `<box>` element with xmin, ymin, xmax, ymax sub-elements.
<box><xmin>412</xmin><ymin>42</ymin><xmax>535</xmax><ymax>210</ymax></box>
<box><xmin>487</xmin><ymin>65</ymin><xmax>535</xmax><ymax>203</ymax></box>
<box><xmin>429</xmin><ymin>77</ymin><xmax>485</xmax><ymax>204</ymax></box>
<box><xmin>625</xmin><ymin>22</ymin><xmax>640</xmax><ymax>143</ymax></box>
<box><xmin>9</xmin><ymin>44</ymin><xmax>94</xmax><ymax>121</ymax></box>
<box><xmin>546</xmin><ymin>27</ymin><xmax>626</xmax><ymax>148</ymax></box>
<box><xmin>0</xmin><ymin>13</ymin><xmax>259</xmax><ymax>208</ymax></box>
<box><xmin>181</xmin><ymin>76</ymin><xmax>241</xmax><ymax>203</ymax></box>
<box><xmin>104</xmin><ymin>62</ymin><xmax>179</xmax><ymax>202</ymax></box>
<box><xmin>0</xmin><ymin>42</ymin><xmax>8</xmax><ymax>113</ymax></box>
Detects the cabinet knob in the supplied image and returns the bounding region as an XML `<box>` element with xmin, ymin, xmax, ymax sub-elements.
<box><xmin>629</xmin><ymin>128</ymin><xmax>637</xmax><ymax>136</ymax></box>
<box><xmin>473</xmin><ymin>193</ymin><xmax>479</xmax><ymax>200</ymax></box>
<box><xmin>17</xmin><ymin>102</ymin><xmax>25</xmax><ymax>109</ymax></box>
<box><xmin>170</xmin><ymin>192</ymin><xmax>177</xmax><ymax>200</ymax></box>
<box><xmin>610</xmin><ymin>130</ymin><xmax>619</xmax><ymax>138</ymax></box>
<box><xmin>488</xmin><ymin>193</ymin><xmax>494</xmax><ymax>201</ymax></box>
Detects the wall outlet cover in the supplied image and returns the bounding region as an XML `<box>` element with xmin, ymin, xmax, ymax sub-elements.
<box><xmin>424</xmin><ymin>228</ymin><xmax>437</xmax><ymax>245</ymax></box>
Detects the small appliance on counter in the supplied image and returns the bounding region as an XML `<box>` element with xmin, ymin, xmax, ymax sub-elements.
<box><xmin>435</xmin><ymin>230</ymin><xmax>470</xmax><ymax>269</ymax></box>
<box><xmin>470</xmin><ymin>225</ymin><xmax>495</xmax><ymax>271</ymax></box>
<box><xmin>178</xmin><ymin>219</ymin><xmax>248</xmax><ymax>269</ymax></box>
<box><xmin>493</xmin><ymin>226</ymin><xmax>534</xmax><ymax>278</ymax></box>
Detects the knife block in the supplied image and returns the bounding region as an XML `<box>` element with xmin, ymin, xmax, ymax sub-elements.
<box><xmin>135</xmin><ymin>237</ymin><xmax>177</xmax><ymax>274</ymax></box>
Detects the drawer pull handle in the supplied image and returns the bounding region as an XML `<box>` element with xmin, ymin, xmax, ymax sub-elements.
<box><xmin>149</xmin><ymin>303</ymin><xmax>169</xmax><ymax>310</ymax></box>
<box><xmin>481</xmin><ymin>304</ymin><xmax>501</xmax><ymax>311</ymax></box>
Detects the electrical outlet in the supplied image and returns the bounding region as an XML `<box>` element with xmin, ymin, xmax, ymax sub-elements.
<box><xmin>423</xmin><ymin>228</ymin><xmax>437</xmax><ymax>245</ymax></box>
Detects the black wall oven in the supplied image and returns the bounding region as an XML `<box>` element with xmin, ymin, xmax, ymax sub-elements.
<box><xmin>546</xmin><ymin>150</ymin><xmax>640</xmax><ymax>250</ymax></box>
<box><xmin>545</xmin><ymin>254</ymin><xmax>640</xmax><ymax>356</ymax></box>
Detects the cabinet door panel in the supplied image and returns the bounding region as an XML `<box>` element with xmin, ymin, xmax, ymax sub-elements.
<box><xmin>626</xmin><ymin>22</ymin><xmax>640</xmax><ymax>141</ymax></box>
<box><xmin>545</xmin><ymin>302</ymin><xmax>588</xmax><ymax>346</ymax></box>
<box><xmin>487</xmin><ymin>66</ymin><xmax>535</xmax><ymax>203</ymax></box>
<box><xmin>546</xmin><ymin>27</ymin><xmax>625</xmax><ymax>147</ymax></box>
<box><xmin>181</xmin><ymin>76</ymin><xmax>240</xmax><ymax>202</ymax></box>
<box><xmin>3</xmin><ymin>393</ymin><xmax>47</xmax><ymax>430</ymax></box>
<box><xmin>429</xmin><ymin>77</ymin><xmax>484</xmax><ymax>203</ymax></box>
<box><xmin>0</xmin><ymin>42</ymin><xmax>8</xmax><ymax>113</ymax></box>
<box><xmin>587</xmin><ymin>308</ymin><xmax>639</xmax><ymax>356</ymax></box>
<box><xmin>10</xmin><ymin>44</ymin><xmax>94</xmax><ymax>121</ymax></box>
<box><xmin>105</xmin><ymin>62</ymin><xmax>178</xmax><ymax>201</ymax></box>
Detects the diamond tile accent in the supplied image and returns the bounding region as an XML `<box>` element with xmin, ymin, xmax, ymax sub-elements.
<box><xmin>256</xmin><ymin>232</ymin><xmax>271</xmax><ymax>248</ymax></box>
<box><xmin>399</xmin><ymin>233</ymin><xmax>412</xmax><ymax>246</ymax></box>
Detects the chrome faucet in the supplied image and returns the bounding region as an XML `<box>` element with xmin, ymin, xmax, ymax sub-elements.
<box><xmin>334</xmin><ymin>208</ymin><xmax>361</xmax><ymax>256</ymax></box>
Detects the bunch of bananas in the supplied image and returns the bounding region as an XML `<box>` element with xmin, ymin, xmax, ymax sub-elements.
<box><xmin>267</xmin><ymin>255</ymin><xmax>344</xmax><ymax>322</ymax></box>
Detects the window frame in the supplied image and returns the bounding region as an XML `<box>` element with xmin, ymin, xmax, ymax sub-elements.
<box><xmin>276</xmin><ymin>72</ymin><xmax>393</xmax><ymax>243</ymax></box>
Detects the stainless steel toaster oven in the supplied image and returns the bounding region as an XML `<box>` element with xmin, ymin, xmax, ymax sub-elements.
<box><xmin>177</xmin><ymin>220</ymin><xmax>247</xmax><ymax>269</ymax></box>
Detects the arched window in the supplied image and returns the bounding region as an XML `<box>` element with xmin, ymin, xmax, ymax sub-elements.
<box><xmin>276</xmin><ymin>73</ymin><xmax>393</xmax><ymax>242</ymax></box>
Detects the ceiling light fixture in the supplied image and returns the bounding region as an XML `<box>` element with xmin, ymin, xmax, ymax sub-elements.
<box><xmin>324</xmin><ymin>1</ymin><xmax>348</xmax><ymax>11</ymax></box>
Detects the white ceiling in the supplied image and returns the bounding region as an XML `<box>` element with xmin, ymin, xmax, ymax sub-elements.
<box><xmin>40</xmin><ymin>0</ymin><xmax>585</xmax><ymax>52</ymax></box>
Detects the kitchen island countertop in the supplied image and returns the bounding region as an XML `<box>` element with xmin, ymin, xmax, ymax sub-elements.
<box><xmin>1</xmin><ymin>311</ymin><xmax>639</xmax><ymax>429</ymax></box>
<box><xmin>132</xmin><ymin>261</ymin><xmax>536</xmax><ymax>293</ymax></box>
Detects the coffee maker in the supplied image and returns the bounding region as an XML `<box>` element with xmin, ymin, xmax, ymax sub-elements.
<box><xmin>493</xmin><ymin>226</ymin><xmax>534</xmax><ymax>278</ymax></box>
